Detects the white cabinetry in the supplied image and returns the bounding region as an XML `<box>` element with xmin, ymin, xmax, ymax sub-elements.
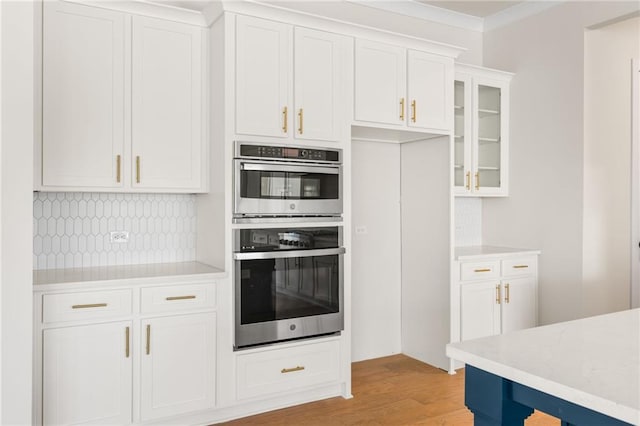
<box><xmin>454</xmin><ymin>64</ymin><xmax>513</xmax><ymax>196</ymax></box>
<box><xmin>453</xmin><ymin>252</ymin><xmax>539</xmax><ymax>350</ymax></box>
<box><xmin>41</xmin><ymin>2</ymin><xmax>125</xmax><ymax>189</ymax></box>
<box><xmin>43</xmin><ymin>321</ymin><xmax>132</xmax><ymax>425</ymax></box>
<box><xmin>235</xmin><ymin>15</ymin><xmax>348</xmax><ymax>143</ymax></box>
<box><xmin>131</xmin><ymin>16</ymin><xmax>205</xmax><ymax>191</ymax></box>
<box><xmin>354</xmin><ymin>39</ymin><xmax>453</xmax><ymax>133</ymax></box>
<box><xmin>39</xmin><ymin>1</ymin><xmax>208</xmax><ymax>193</ymax></box>
<box><xmin>34</xmin><ymin>279</ymin><xmax>218</xmax><ymax>425</ymax></box>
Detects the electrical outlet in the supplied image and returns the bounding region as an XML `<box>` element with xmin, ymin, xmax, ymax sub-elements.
<box><xmin>355</xmin><ymin>226</ymin><xmax>368</xmax><ymax>235</ymax></box>
<box><xmin>110</xmin><ymin>231</ymin><xmax>129</xmax><ymax>243</ymax></box>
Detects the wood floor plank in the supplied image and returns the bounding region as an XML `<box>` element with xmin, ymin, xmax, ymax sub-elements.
<box><xmin>220</xmin><ymin>354</ymin><xmax>559</xmax><ymax>425</ymax></box>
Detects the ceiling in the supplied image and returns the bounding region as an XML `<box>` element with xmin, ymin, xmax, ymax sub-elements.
<box><xmin>418</xmin><ymin>1</ymin><xmax>523</xmax><ymax>18</ymax></box>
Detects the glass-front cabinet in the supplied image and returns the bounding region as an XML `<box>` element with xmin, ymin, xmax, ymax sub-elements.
<box><xmin>454</xmin><ymin>64</ymin><xmax>512</xmax><ymax>196</ymax></box>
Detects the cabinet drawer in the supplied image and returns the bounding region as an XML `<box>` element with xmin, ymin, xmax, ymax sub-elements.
<box><xmin>140</xmin><ymin>283</ymin><xmax>215</xmax><ymax>314</ymax></box>
<box><xmin>502</xmin><ymin>257</ymin><xmax>537</xmax><ymax>277</ymax></box>
<box><xmin>237</xmin><ymin>339</ymin><xmax>340</xmax><ymax>400</ymax></box>
<box><xmin>460</xmin><ymin>261</ymin><xmax>500</xmax><ymax>281</ymax></box>
<box><xmin>42</xmin><ymin>289</ymin><xmax>132</xmax><ymax>323</ymax></box>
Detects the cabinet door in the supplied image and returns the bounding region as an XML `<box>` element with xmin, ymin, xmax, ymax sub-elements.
<box><xmin>42</xmin><ymin>1</ymin><xmax>125</xmax><ymax>188</ymax></box>
<box><xmin>42</xmin><ymin>322</ymin><xmax>132</xmax><ymax>425</ymax></box>
<box><xmin>235</xmin><ymin>15</ymin><xmax>291</xmax><ymax>138</ymax></box>
<box><xmin>472</xmin><ymin>77</ymin><xmax>509</xmax><ymax>196</ymax></box>
<box><xmin>294</xmin><ymin>27</ymin><xmax>345</xmax><ymax>142</ymax></box>
<box><xmin>354</xmin><ymin>39</ymin><xmax>406</xmax><ymax>126</ymax></box>
<box><xmin>140</xmin><ymin>313</ymin><xmax>216</xmax><ymax>421</ymax></box>
<box><xmin>132</xmin><ymin>16</ymin><xmax>204</xmax><ymax>190</ymax></box>
<box><xmin>501</xmin><ymin>277</ymin><xmax>537</xmax><ymax>334</ymax></box>
<box><xmin>407</xmin><ymin>50</ymin><xmax>453</xmax><ymax>131</ymax></box>
<box><xmin>460</xmin><ymin>281</ymin><xmax>501</xmax><ymax>341</ymax></box>
<box><xmin>454</xmin><ymin>73</ymin><xmax>473</xmax><ymax>194</ymax></box>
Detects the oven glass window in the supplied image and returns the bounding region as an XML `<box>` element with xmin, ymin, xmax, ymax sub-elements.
<box><xmin>240</xmin><ymin>254</ymin><xmax>340</xmax><ymax>325</ymax></box>
<box><xmin>240</xmin><ymin>170</ymin><xmax>339</xmax><ymax>200</ymax></box>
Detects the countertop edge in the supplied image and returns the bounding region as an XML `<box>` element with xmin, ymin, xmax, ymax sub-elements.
<box><xmin>445</xmin><ymin>345</ymin><xmax>638</xmax><ymax>425</ymax></box>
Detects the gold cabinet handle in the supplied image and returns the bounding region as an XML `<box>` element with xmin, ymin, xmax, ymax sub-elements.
<box><xmin>400</xmin><ymin>98</ymin><xmax>405</xmax><ymax>121</ymax></box>
<box><xmin>513</xmin><ymin>265</ymin><xmax>529</xmax><ymax>269</ymax></box>
<box><xmin>505</xmin><ymin>283</ymin><xmax>510</xmax><ymax>303</ymax></box>
<box><xmin>465</xmin><ymin>171</ymin><xmax>470</xmax><ymax>190</ymax></box>
<box><xmin>146</xmin><ymin>324</ymin><xmax>151</xmax><ymax>355</ymax></box>
<box><xmin>411</xmin><ymin>100</ymin><xmax>416</xmax><ymax>122</ymax></box>
<box><xmin>125</xmin><ymin>326</ymin><xmax>130</xmax><ymax>358</ymax></box>
<box><xmin>136</xmin><ymin>156</ymin><xmax>141</xmax><ymax>184</ymax></box>
<box><xmin>116</xmin><ymin>155</ymin><xmax>121</xmax><ymax>183</ymax></box>
<box><xmin>298</xmin><ymin>108</ymin><xmax>304</xmax><ymax>134</ymax></box>
<box><xmin>475</xmin><ymin>172</ymin><xmax>480</xmax><ymax>190</ymax></box>
<box><xmin>281</xmin><ymin>366</ymin><xmax>305</xmax><ymax>374</ymax></box>
<box><xmin>496</xmin><ymin>285</ymin><xmax>501</xmax><ymax>304</ymax></box>
<box><xmin>165</xmin><ymin>295</ymin><xmax>196</xmax><ymax>301</ymax></box>
<box><xmin>474</xmin><ymin>268</ymin><xmax>491</xmax><ymax>273</ymax></box>
<box><xmin>282</xmin><ymin>106</ymin><xmax>288</xmax><ymax>133</ymax></box>
<box><xmin>72</xmin><ymin>303</ymin><xmax>107</xmax><ymax>309</ymax></box>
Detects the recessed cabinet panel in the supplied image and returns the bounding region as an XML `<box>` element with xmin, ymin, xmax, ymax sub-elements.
<box><xmin>294</xmin><ymin>27</ymin><xmax>344</xmax><ymax>142</ymax></box>
<box><xmin>501</xmin><ymin>277</ymin><xmax>537</xmax><ymax>334</ymax></box>
<box><xmin>132</xmin><ymin>16</ymin><xmax>204</xmax><ymax>190</ymax></box>
<box><xmin>460</xmin><ymin>282</ymin><xmax>501</xmax><ymax>341</ymax></box>
<box><xmin>43</xmin><ymin>322</ymin><xmax>132</xmax><ymax>425</ymax></box>
<box><xmin>140</xmin><ymin>313</ymin><xmax>216</xmax><ymax>420</ymax></box>
<box><xmin>354</xmin><ymin>39</ymin><xmax>406</xmax><ymax>126</ymax></box>
<box><xmin>42</xmin><ymin>1</ymin><xmax>125</xmax><ymax>188</ymax></box>
<box><xmin>235</xmin><ymin>15</ymin><xmax>291</xmax><ymax>138</ymax></box>
<box><xmin>407</xmin><ymin>50</ymin><xmax>453</xmax><ymax>131</ymax></box>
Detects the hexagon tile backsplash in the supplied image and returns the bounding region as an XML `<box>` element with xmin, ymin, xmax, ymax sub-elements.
<box><xmin>33</xmin><ymin>192</ymin><xmax>197</xmax><ymax>270</ymax></box>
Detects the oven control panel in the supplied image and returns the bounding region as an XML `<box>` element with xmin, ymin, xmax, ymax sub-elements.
<box><xmin>238</xmin><ymin>143</ymin><xmax>340</xmax><ymax>163</ymax></box>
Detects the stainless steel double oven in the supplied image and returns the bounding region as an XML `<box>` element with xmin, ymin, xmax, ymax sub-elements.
<box><xmin>233</xmin><ymin>142</ymin><xmax>345</xmax><ymax>349</ymax></box>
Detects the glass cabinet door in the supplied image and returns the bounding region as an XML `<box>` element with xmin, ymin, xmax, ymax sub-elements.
<box><xmin>475</xmin><ymin>84</ymin><xmax>502</xmax><ymax>190</ymax></box>
<box><xmin>454</xmin><ymin>75</ymin><xmax>472</xmax><ymax>194</ymax></box>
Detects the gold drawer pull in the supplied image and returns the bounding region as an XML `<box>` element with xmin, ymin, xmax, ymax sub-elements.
<box><xmin>72</xmin><ymin>303</ymin><xmax>107</xmax><ymax>309</ymax></box>
<box><xmin>513</xmin><ymin>265</ymin><xmax>529</xmax><ymax>269</ymax></box>
<box><xmin>116</xmin><ymin>155</ymin><xmax>121</xmax><ymax>183</ymax></box>
<box><xmin>474</xmin><ymin>268</ymin><xmax>491</xmax><ymax>273</ymax></box>
<box><xmin>281</xmin><ymin>366</ymin><xmax>305</xmax><ymax>374</ymax></box>
<box><xmin>496</xmin><ymin>285</ymin><xmax>501</xmax><ymax>304</ymax></box>
<box><xmin>400</xmin><ymin>98</ymin><xmax>405</xmax><ymax>120</ymax></box>
<box><xmin>411</xmin><ymin>100</ymin><xmax>416</xmax><ymax>122</ymax></box>
<box><xmin>146</xmin><ymin>324</ymin><xmax>151</xmax><ymax>355</ymax></box>
<box><xmin>136</xmin><ymin>156</ymin><xmax>141</xmax><ymax>183</ymax></box>
<box><xmin>282</xmin><ymin>106</ymin><xmax>288</xmax><ymax>133</ymax></box>
<box><xmin>165</xmin><ymin>295</ymin><xmax>196</xmax><ymax>301</ymax></box>
<box><xmin>505</xmin><ymin>283</ymin><xmax>510</xmax><ymax>303</ymax></box>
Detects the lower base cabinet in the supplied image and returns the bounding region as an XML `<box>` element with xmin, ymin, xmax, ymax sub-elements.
<box><xmin>43</xmin><ymin>322</ymin><xmax>133</xmax><ymax>425</ymax></box>
<box><xmin>35</xmin><ymin>281</ymin><xmax>218</xmax><ymax>425</ymax></box>
<box><xmin>140</xmin><ymin>313</ymin><xmax>216</xmax><ymax>421</ymax></box>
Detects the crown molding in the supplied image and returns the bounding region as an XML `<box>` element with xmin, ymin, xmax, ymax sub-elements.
<box><xmin>484</xmin><ymin>1</ymin><xmax>564</xmax><ymax>32</ymax></box>
<box><xmin>346</xmin><ymin>0</ymin><xmax>484</xmax><ymax>32</ymax></box>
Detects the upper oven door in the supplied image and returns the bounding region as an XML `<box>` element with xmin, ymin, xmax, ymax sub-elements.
<box><xmin>234</xmin><ymin>160</ymin><xmax>342</xmax><ymax>217</ymax></box>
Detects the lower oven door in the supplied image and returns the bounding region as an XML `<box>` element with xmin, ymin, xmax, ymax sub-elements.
<box><xmin>234</xmin><ymin>248</ymin><xmax>345</xmax><ymax>348</ymax></box>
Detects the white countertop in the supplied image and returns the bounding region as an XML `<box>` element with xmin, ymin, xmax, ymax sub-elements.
<box><xmin>455</xmin><ymin>245</ymin><xmax>541</xmax><ymax>261</ymax></box>
<box><xmin>33</xmin><ymin>261</ymin><xmax>226</xmax><ymax>290</ymax></box>
<box><xmin>447</xmin><ymin>309</ymin><xmax>640</xmax><ymax>425</ymax></box>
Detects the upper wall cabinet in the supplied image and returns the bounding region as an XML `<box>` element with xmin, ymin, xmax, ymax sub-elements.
<box><xmin>454</xmin><ymin>64</ymin><xmax>513</xmax><ymax>197</ymax></box>
<box><xmin>39</xmin><ymin>1</ymin><xmax>208</xmax><ymax>193</ymax></box>
<box><xmin>354</xmin><ymin>39</ymin><xmax>454</xmax><ymax>134</ymax></box>
<box><xmin>235</xmin><ymin>15</ymin><xmax>349</xmax><ymax>144</ymax></box>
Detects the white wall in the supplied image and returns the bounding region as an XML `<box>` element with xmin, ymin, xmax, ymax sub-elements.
<box><xmin>583</xmin><ymin>16</ymin><xmax>640</xmax><ymax>316</ymax></box>
<box><xmin>1</xmin><ymin>1</ymin><xmax>35</xmax><ymax>423</ymax></box>
<box><xmin>351</xmin><ymin>141</ymin><xmax>402</xmax><ymax>362</ymax></box>
<box><xmin>482</xmin><ymin>2</ymin><xmax>640</xmax><ymax>324</ymax></box>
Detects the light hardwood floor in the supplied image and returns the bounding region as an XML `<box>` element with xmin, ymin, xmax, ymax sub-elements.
<box><xmin>222</xmin><ymin>354</ymin><xmax>558</xmax><ymax>425</ymax></box>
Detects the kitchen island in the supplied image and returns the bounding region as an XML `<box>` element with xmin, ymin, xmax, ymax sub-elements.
<box><xmin>447</xmin><ymin>308</ymin><xmax>639</xmax><ymax>425</ymax></box>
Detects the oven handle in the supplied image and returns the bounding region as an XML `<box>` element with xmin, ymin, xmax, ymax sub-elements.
<box><xmin>233</xmin><ymin>247</ymin><xmax>345</xmax><ymax>260</ymax></box>
<box><xmin>240</xmin><ymin>162</ymin><xmax>340</xmax><ymax>175</ymax></box>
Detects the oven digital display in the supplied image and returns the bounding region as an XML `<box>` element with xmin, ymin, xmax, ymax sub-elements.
<box><xmin>283</xmin><ymin>148</ymin><xmax>299</xmax><ymax>158</ymax></box>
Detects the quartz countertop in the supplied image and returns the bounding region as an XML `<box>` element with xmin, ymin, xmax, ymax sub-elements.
<box><xmin>455</xmin><ymin>245</ymin><xmax>541</xmax><ymax>261</ymax></box>
<box><xmin>33</xmin><ymin>261</ymin><xmax>226</xmax><ymax>290</ymax></box>
<box><xmin>446</xmin><ymin>309</ymin><xmax>640</xmax><ymax>425</ymax></box>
